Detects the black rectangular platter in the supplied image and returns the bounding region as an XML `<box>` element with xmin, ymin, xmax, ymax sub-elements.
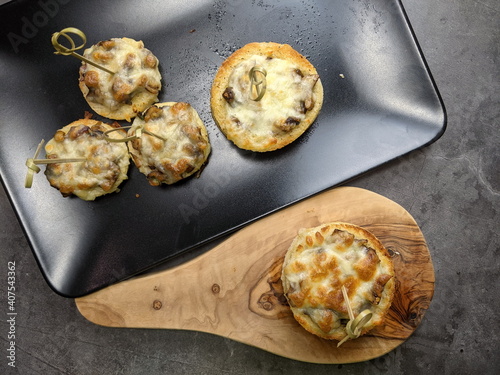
<box><xmin>0</xmin><ymin>0</ymin><xmax>446</xmax><ymax>297</ymax></box>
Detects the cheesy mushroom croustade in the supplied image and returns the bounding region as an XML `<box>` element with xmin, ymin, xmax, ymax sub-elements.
<box><xmin>210</xmin><ymin>42</ymin><xmax>323</xmax><ymax>152</ymax></box>
<box><xmin>78</xmin><ymin>37</ymin><xmax>162</xmax><ymax>121</ymax></box>
<box><xmin>281</xmin><ymin>222</ymin><xmax>396</xmax><ymax>341</ymax></box>
<box><xmin>127</xmin><ymin>102</ymin><xmax>211</xmax><ymax>186</ymax></box>
<box><xmin>44</xmin><ymin>118</ymin><xmax>130</xmax><ymax>201</ymax></box>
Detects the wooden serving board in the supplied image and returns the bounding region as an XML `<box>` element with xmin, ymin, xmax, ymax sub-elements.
<box><xmin>76</xmin><ymin>187</ymin><xmax>435</xmax><ymax>364</ymax></box>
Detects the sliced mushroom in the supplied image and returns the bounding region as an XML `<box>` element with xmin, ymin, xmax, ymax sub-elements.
<box><xmin>222</xmin><ymin>87</ymin><xmax>235</xmax><ymax>104</ymax></box>
<box><xmin>274</xmin><ymin>116</ymin><xmax>301</xmax><ymax>132</ymax></box>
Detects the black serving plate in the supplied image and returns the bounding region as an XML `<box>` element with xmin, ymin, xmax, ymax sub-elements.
<box><xmin>0</xmin><ymin>0</ymin><xmax>445</xmax><ymax>297</ymax></box>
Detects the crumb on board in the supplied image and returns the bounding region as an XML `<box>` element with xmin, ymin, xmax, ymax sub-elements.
<box><xmin>135</xmin><ymin>193</ymin><xmax>140</xmax><ymax>198</ymax></box>
<box><xmin>189</xmin><ymin>29</ymin><xmax>196</xmax><ymax>33</ymax></box>
<box><xmin>339</xmin><ymin>73</ymin><xmax>345</xmax><ymax>79</ymax></box>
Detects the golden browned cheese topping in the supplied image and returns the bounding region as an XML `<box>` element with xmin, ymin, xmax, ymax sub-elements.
<box><xmin>44</xmin><ymin>119</ymin><xmax>130</xmax><ymax>201</ymax></box>
<box><xmin>281</xmin><ymin>223</ymin><xmax>396</xmax><ymax>341</ymax></box>
<box><xmin>127</xmin><ymin>102</ymin><xmax>211</xmax><ymax>186</ymax></box>
<box><xmin>78</xmin><ymin>38</ymin><xmax>162</xmax><ymax>121</ymax></box>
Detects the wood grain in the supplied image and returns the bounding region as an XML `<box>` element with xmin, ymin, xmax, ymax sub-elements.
<box><xmin>75</xmin><ymin>187</ymin><xmax>434</xmax><ymax>364</ymax></box>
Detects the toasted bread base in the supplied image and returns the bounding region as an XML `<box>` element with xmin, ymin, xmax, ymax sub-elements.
<box><xmin>78</xmin><ymin>38</ymin><xmax>162</xmax><ymax>122</ymax></box>
<box><xmin>282</xmin><ymin>222</ymin><xmax>396</xmax><ymax>341</ymax></box>
<box><xmin>44</xmin><ymin>118</ymin><xmax>130</xmax><ymax>200</ymax></box>
<box><xmin>127</xmin><ymin>102</ymin><xmax>211</xmax><ymax>186</ymax></box>
<box><xmin>210</xmin><ymin>42</ymin><xmax>323</xmax><ymax>152</ymax></box>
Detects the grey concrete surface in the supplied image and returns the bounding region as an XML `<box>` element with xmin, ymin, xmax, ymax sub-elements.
<box><xmin>1</xmin><ymin>0</ymin><xmax>499</xmax><ymax>374</ymax></box>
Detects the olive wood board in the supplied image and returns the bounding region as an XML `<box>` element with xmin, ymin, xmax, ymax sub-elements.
<box><xmin>75</xmin><ymin>186</ymin><xmax>435</xmax><ymax>364</ymax></box>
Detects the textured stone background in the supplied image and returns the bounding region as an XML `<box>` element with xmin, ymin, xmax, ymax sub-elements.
<box><xmin>0</xmin><ymin>0</ymin><xmax>498</xmax><ymax>374</ymax></box>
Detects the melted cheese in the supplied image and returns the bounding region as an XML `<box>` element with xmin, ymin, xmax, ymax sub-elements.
<box><xmin>80</xmin><ymin>38</ymin><xmax>161</xmax><ymax>119</ymax></box>
<box><xmin>286</xmin><ymin>241</ymin><xmax>385</xmax><ymax>314</ymax></box>
<box><xmin>44</xmin><ymin>122</ymin><xmax>129</xmax><ymax>200</ymax></box>
<box><xmin>128</xmin><ymin>103</ymin><xmax>210</xmax><ymax>185</ymax></box>
<box><xmin>282</xmin><ymin>225</ymin><xmax>395</xmax><ymax>338</ymax></box>
<box><xmin>226</xmin><ymin>55</ymin><xmax>316</xmax><ymax>136</ymax></box>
